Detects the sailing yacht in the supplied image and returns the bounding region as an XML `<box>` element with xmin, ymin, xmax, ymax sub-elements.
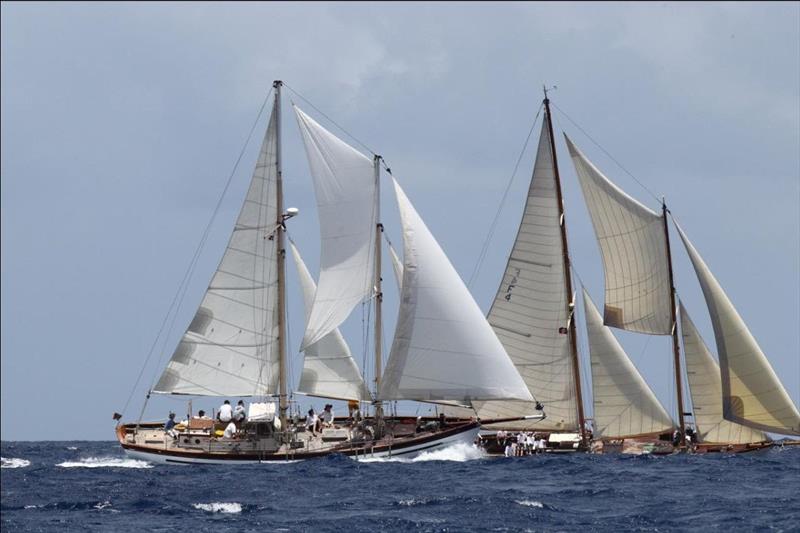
<box><xmin>115</xmin><ymin>81</ymin><xmax>541</xmax><ymax>464</ymax></box>
<box><xmin>467</xmin><ymin>89</ymin><xmax>798</xmax><ymax>455</ymax></box>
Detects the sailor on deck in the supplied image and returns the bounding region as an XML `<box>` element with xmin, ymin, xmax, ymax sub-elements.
<box><xmin>218</xmin><ymin>400</ymin><xmax>233</xmax><ymax>423</ymax></box>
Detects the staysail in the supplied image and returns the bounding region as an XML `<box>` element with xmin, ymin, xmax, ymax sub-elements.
<box><xmin>676</xmin><ymin>223</ymin><xmax>800</xmax><ymax>436</ymax></box>
<box><xmin>565</xmin><ymin>135</ymin><xmax>672</xmax><ymax>335</ymax></box>
<box><xmin>379</xmin><ymin>178</ymin><xmax>532</xmax><ymax>403</ymax></box>
<box><xmin>679</xmin><ymin>302</ymin><xmax>767</xmax><ymax>444</ymax></box>
<box><xmin>290</xmin><ymin>242</ymin><xmax>368</xmax><ymax>402</ymax></box>
<box><xmin>583</xmin><ymin>289</ymin><xmax>674</xmax><ymax>438</ymax></box>
<box><xmin>472</xmin><ymin>119</ymin><xmax>578</xmax><ymax>430</ymax></box>
<box><xmin>294</xmin><ymin>106</ymin><xmax>376</xmax><ymax>350</ymax></box>
<box><xmin>153</xmin><ymin>110</ymin><xmax>280</xmax><ymax>396</ymax></box>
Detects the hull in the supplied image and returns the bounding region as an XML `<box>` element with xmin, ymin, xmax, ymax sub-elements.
<box><xmin>692</xmin><ymin>441</ymin><xmax>772</xmax><ymax>454</ymax></box>
<box><xmin>118</xmin><ymin>419</ymin><xmax>480</xmax><ymax>465</ymax></box>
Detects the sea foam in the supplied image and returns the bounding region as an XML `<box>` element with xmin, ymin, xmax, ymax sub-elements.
<box><xmin>56</xmin><ymin>457</ymin><xmax>153</xmax><ymax>469</ymax></box>
<box><xmin>193</xmin><ymin>502</ymin><xmax>242</xmax><ymax>513</ymax></box>
<box><xmin>1</xmin><ymin>457</ymin><xmax>31</xmax><ymax>469</ymax></box>
<box><xmin>360</xmin><ymin>442</ymin><xmax>486</xmax><ymax>463</ymax></box>
<box><xmin>515</xmin><ymin>500</ymin><xmax>544</xmax><ymax>508</ymax></box>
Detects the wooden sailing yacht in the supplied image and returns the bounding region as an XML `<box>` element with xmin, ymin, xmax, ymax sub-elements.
<box><xmin>116</xmin><ymin>81</ymin><xmax>540</xmax><ymax>464</ymax></box>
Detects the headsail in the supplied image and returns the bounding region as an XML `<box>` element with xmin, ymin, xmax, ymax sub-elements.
<box><xmin>388</xmin><ymin>240</ymin><xmax>404</xmax><ymax>292</ymax></box>
<box><xmin>290</xmin><ymin>242</ymin><xmax>368</xmax><ymax>402</ymax></box>
<box><xmin>680</xmin><ymin>302</ymin><xmax>767</xmax><ymax>444</ymax></box>
<box><xmin>472</xmin><ymin>119</ymin><xmax>578</xmax><ymax>430</ymax></box>
<box><xmin>294</xmin><ymin>106</ymin><xmax>376</xmax><ymax>350</ymax></box>
<box><xmin>583</xmin><ymin>289</ymin><xmax>674</xmax><ymax>438</ymax></box>
<box><xmin>153</xmin><ymin>110</ymin><xmax>280</xmax><ymax>396</ymax></box>
<box><xmin>676</xmin><ymin>223</ymin><xmax>800</xmax><ymax>436</ymax></box>
<box><xmin>565</xmin><ymin>136</ymin><xmax>672</xmax><ymax>335</ymax></box>
<box><xmin>379</xmin><ymin>178</ymin><xmax>532</xmax><ymax>403</ymax></box>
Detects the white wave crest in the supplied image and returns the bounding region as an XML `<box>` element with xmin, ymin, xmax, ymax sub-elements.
<box><xmin>94</xmin><ymin>501</ymin><xmax>113</xmax><ymax>510</ymax></box>
<box><xmin>359</xmin><ymin>442</ymin><xmax>487</xmax><ymax>463</ymax></box>
<box><xmin>1</xmin><ymin>457</ymin><xmax>31</xmax><ymax>469</ymax></box>
<box><xmin>24</xmin><ymin>505</ymin><xmax>38</xmax><ymax>510</ymax></box>
<box><xmin>66</xmin><ymin>446</ymin><xmax>78</xmax><ymax>451</ymax></box>
<box><xmin>56</xmin><ymin>457</ymin><xmax>153</xmax><ymax>469</ymax></box>
<box><xmin>515</xmin><ymin>499</ymin><xmax>544</xmax><ymax>508</ymax></box>
<box><xmin>193</xmin><ymin>502</ymin><xmax>242</xmax><ymax>514</ymax></box>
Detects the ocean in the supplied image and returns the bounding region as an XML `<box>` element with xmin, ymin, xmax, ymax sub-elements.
<box><xmin>1</xmin><ymin>441</ymin><xmax>798</xmax><ymax>532</ymax></box>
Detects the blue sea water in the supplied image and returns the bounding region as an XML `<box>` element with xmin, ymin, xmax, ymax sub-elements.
<box><xmin>1</xmin><ymin>441</ymin><xmax>799</xmax><ymax>532</ymax></box>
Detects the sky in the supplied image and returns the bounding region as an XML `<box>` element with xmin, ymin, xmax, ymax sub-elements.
<box><xmin>2</xmin><ymin>2</ymin><xmax>798</xmax><ymax>441</ymax></box>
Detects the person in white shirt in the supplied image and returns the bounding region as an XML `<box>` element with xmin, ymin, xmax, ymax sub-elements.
<box><xmin>320</xmin><ymin>404</ymin><xmax>335</xmax><ymax>428</ymax></box>
<box><xmin>223</xmin><ymin>421</ymin><xmax>237</xmax><ymax>439</ymax></box>
<box><xmin>218</xmin><ymin>400</ymin><xmax>233</xmax><ymax>423</ymax></box>
<box><xmin>233</xmin><ymin>400</ymin><xmax>246</xmax><ymax>426</ymax></box>
<box><xmin>306</xmin><ymin>409</ymin><xmax>319</xmax><ymax>435</ymax></box>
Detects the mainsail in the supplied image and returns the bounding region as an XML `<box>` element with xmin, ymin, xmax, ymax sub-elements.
<box><xmin>380</xmin><ymin>178</ymin><xmax>533</xmax><ymax>403</ymax></box>
<box><xmin>583</xmin><ymin>289</ymin><xmax>675</xmax><ymax>438</ymax></box>
<box><xmin>472</xmin><ymin>119</ymin><xmax>578</xmax><ymax>430</ymax></box>
<box><xmin>565</xmin><ymin>135</ymin><xmax>672</xmax><ymax>335</ymax></box>
<box><xmin>153</xmin><ymin>110</ymin><xmax>280</xmax><ymax>396</ymax></box>
<box><xmin>676</xmin><ymin>223</ymin><xmax>800</xmax><ymax>436</ymax></box>
<box><xmin>679</xmin><ymin>302</ymin><xmax>767</xmax><ymax>444</ymax></box>
<box><xmin>294</xmin><ymin>106</ymin><xmax>376</xmax><ymax>350</ymax></box>
<box><xmin>290</xmin><ymin>242</ymin><xmax>368</xmax><ymax>402</ymax></box>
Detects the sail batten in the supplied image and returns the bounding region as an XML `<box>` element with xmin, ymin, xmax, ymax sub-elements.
<box><xmin>565</xmin><ymin>135</ymin><xmax>672</xmax><ymax>335</ymax></box>
<box><xmin>676</xmin><ymin>223</ymin><xmax>800</xmax><ymax>436</ymax></box>
<box><xmin>293</xmin><ymin>106</ymin><xmax>376</xmax><ymax>350</ymax></box>
<box><xmin>583</xmin><ymin>289</ymin><xmax>675</xmax><ymax>438</ymax></box>
<box><xmin>380</xmin><ymin>179</ymin><xmax>532</xmax><ymax>403</ymax></box>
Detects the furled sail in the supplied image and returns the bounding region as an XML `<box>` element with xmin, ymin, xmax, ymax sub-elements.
<box><xmin>472</xmin><ymin>119</ymin><xmax>578</xmax><ymax>431</ymax></box>
<box><xmin>290</xmin><ymin>242</ymin><xmax>368</xmax><ymax>402</ymax></box>
<box><xmin>680</xmin><ymin>302</ymin><xmax>767</xmax><ymax>444</ymax></box>
<box><xmin>294</xmin><ymin>106</ymin><xmax>376</xmax><ymax>350</ymax></box>
<box><xmin>583</xmin><ymin>289</ymin><xmax>675</xmax><ymax>438</ymax></box>
<box><xmin>676</xmin><ymin>224</ymin><xmax>800</xmax><ymax>436</ymax></box>
<box><xmin>379</xmin><ymin>178</ymin><xmax>533</xmax><ymax>403</ymax></box>
<box><xmin>153</xmin><ymin>110</ymin><xmax>280</xmax><ymax>396</ymax></box>
<box><xmin>565</xmin><ymin>136</ymin><xmax>672</xmax><ymax>335</ymax></box>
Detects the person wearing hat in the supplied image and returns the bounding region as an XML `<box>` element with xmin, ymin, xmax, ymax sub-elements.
<box><xmin>320</xmin><ymin>404</ymin><xmax>335</xmax><ymax>428</ymax></box>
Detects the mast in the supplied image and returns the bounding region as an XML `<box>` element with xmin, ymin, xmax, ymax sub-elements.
<box><xmin>543</xmin><ymin>88</ymin><xmax>587</xmax><ymax>446</ymax></box>
<box><xmin>661</xmin><ymin>200</ymin><xmax>686</xmax><ymax>447</ymax></box>
<box><xmin>274</xmin><ymin>80</ymin><xmax>288</xmax><ymax>432</ymax></box>
<box><xmin>373</xmin><ymin>154</ymin><xmax>384</xmax><ymax>427</ymax></box>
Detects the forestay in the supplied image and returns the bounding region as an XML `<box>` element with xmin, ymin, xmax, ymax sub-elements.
<box><xmin>294</xmin><ymin>106</ymin><xmax>376</xmax><ymax>350</ymax></box>
<box><xmin>290</xmin><ymin>242</ymin><xmax>368</xmax><ymax>402</ymax></box>
<box><xmin>583</xmin><ymin>289</ymin><xmax>674</xmax><ymax>438</ymax></box>
<box><xmin>473</xmin><ymin>119</ymin><xmax>578</xmax><ymax>431</ymax></box>
<box><xmin>680</xmin><ymin>303</ymin><xmax>767</xmax><ymax>444</ymax></box>
<box><xmin>676</xmin><ymin>224</ymin><xmax>800</xmax><ymax>436</ymax></box>
<box><xmin>380</xmin><ymin>179</ymin><xmax>532</xmax><ymax>403</ymax></box>
<box><xmin>565</xmin><ymin>136</ymin><xmax>672</xmax><ymax>335</ymax></box>
<box><xmin>154</xmin><ymin>110</ymin><xmax>280</xmax><ymax>396</ymax></box>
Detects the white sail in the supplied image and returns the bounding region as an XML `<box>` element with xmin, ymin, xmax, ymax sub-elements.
<box><xmin>153</xmin><ymin>111</ymin><xmax>280</xmax><ymax>396</ymax></box>
<box><xmin>290</xmin><ymin>242</ymin><xmax>368</xmax><ymax>402</ymax></box>
<box><xmin>379</xmin><ymin>178</ymin><xmax>533</xmax><ymax>403</ymax></box>
<box><xmin>472</xmin><ymin>119</ymin><xmax>578</xmax><ymax>431</ymax></box>
<box><xmin>565</xmin><ymin>135</ymin><xmax>672</xmax><ymax>335</ymax></box>
<box><xmin>294</xmin><ymin>106</ymin><xmax>376</xmax><ymax>350</ymax></box>
<box><xmin>388</xmin><ymin>240</ymin><xmax>404</xmax><ymax>291</ymax></box>
<box><xmin>680</xmin><ymin>303</ymin><xmax>767</xmax><ymax>444</ymax></box>
<box><xmin>676</xmin><ymin>223</ymin><xmax>800</xmax><ymax>436</ymax></box>
<box><xmin>583</xmin><ymin>289</ymin><xmax>675</xmax><ymax>438</ymax></box>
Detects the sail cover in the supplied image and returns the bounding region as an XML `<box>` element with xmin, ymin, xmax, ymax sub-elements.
<box><xmin>290</xmin><ymin>242</ymin><xmax>368</xmax><ymax>402</ymax></box>
<box><xmin>473</xmin><ymin>118</ymin><xmax>579</xmax><ymax>431</ymax></box>
<box><xmin>379</xmin><ymin>178</ymin><xmax>532</xmax><ymax>403</ymax></box>
<box><xmin>565</xmin><ymin>135</ymin><xmax>672</xmax><ymax>335</ymax></box>
<box><xmin>676</xmin><ymin>224</ymin><xmax>800</xmax><ymax>436</ymax></box>
<box><xmin>584</xmin><ymin>289</ymin><xmax>674</xmax><ymax>438</ymax></box>
<box><xmin>154</xmin><ymin>110</ymin><xmax>280</xmax><ymax>396</ymax></box>
<box><xmin>294</xmin><ymin>106</ymin><xmax>376</xmax><ymax>350</ymax></box>
<box><xmin>680</xmin><ymin>302</ymin><xmax>767</xmax><ymax>444</ymax></box>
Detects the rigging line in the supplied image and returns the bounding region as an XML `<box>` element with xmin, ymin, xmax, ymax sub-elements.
<box><xmin>283</xmin><ymin>82</ymin><xmax>378</xmax><ymax>158</ymax></box>
<box><xmin>467</xmin><ymin>103</ymin><xmax>544</xmax><ymax>288</ymax></box>
<box><xmin>121</xmin><ymin>87</ymin><xmax>274</xmax><ymax>415</ymax></box>
<box><xmin>549</xmin><ymin>101</ymin><xmax>662</xmax><ymax>205</ymax></box>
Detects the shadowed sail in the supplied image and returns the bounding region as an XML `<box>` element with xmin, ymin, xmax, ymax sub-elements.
<box><xmin>679</xmin><ymin>302</ymin><xmax>767</xmax><ymax>444</ymax></box>
<box><xmin>584</xmin><ymin>289</ymin><xmax>674</xmax><ymax>438</ymax></box>
<box><xmin>153</xmin><ymin>110</ymin><xmax>280</xmax><ymax>396</ymax></box>
<box><xmin>290</xmin><ymin>242</ymin><xmax>368</xmax><ymax>402</ymax></box>
<box><xmin>294</xmin><ymin>106</ymin><xmax>376</xmax><ymax>350</ymax></box>
<box><xmin>380</xmin><ymin>178</ymin><xmax>533</xmax><ymax>403</ymax></box>
<box><xmin>566</xmin><ymin>135</ymin><xmax>672</xmax><ymax>335</ymax></box>
<box><xmin>676</xmin><ymin>223</ymin><xmax>800</xmax><ymax>436</ymax></box>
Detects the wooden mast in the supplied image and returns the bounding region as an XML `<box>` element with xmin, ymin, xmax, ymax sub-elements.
<box><xmin>662</xmin><ymin>200</ymin><xmax>686</xmax><ymax>447</ymax></box>
<box><xmin>274</xmin><ymin>80</ymin><xmax>289</xmax><ymax>432</ymax></box>
<box><xmin>373</xmin><ymin>154</ymin><xmax>385</xmax><ymax>433</ymax></box>
<box><xmin>543</xmin><ymin>88</ymin><xmax>587</xmax><ymax>447</ymax></box>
